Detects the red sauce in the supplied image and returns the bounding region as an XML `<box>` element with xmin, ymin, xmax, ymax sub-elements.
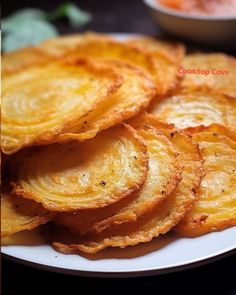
<box><xmin>158</xmin><ymin>0</ymin><xmax>236</xmax><ymax>16</ymax></box>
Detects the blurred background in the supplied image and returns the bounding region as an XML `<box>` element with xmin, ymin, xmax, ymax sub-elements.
<box><xmin>2</xmin><ymin>0</ymin><xmax>158</xmax><ymax>35</ymax></box>
<box><xmin>3</xmin><ymin>0</ymin><xmax>236</xmax><ymax>54</ymax></box>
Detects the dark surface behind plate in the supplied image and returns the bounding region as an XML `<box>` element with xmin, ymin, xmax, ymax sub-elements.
<box><xmin>2</xmin><ymin>0</ymin><xmax>236</xmax><ymax>293</ymax></box>
<box><xmin>2</xmin><ymin>254</ymin><xmax>236</xmax><ymax>294</ymax></box>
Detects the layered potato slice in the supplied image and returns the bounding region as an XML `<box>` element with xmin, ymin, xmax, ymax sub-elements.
<box><xmin>176</xmin><ymin>125</ymin><xmax>236</xmax><ymax>237</ymax></box>
<box><xmin>2</xmin><ymin>47</ymin><xmax>54</xmax><ymax>76</ymax></box>
<box><xmin>2</xmin><ymin>58</ymin><xmax>122</xmax><ymax>154</ymax></box>
<box><xmin>39</xmin><ymin>32</ymin><xmax>183</xmax><ymax>95</ymax></box>
<box><xmin>67</xmin><ymin>37</ymin><xmax>182</xmax><ymax>95</ymax></box>
<box><xmin>55</xmin><ymin>120</ymin><xmax>182</xmax><ymax>235</ymax></box>
<box><xmin>52</xmin><ymin>114</ymin><xmax>203</xmax><ymax>253</ymax></box>
<box><xmin>1</xmin><ymin>189</ymin><xmax>53</xmax><ymax>237</ymax></box>
<box><xmin>2</xmin><ymin>33</ymin><xmax>95</xmax><ymax>75</ymax></box>
<box><xmin>55</xmin><ymin>61</ymin><xmax>156</xmax><ymax>143</ymax></box>
<box><xmin>150</xmin><ymin>86</ymin><xmax>236</xmax><ymax>130</ymax></box>
<box><xmin>182</xmin><ymin>53</ymin><xmax>236</xmax><ymax>98</ymax></box>
<box><xmin>127</xmin><ymin>36</ymin><xmax>185</xmax><ymax>64</ymax></box>
<box><xmin>3</xmin><ymin>33</ymin><xmax>182</xmax><ymax>95</ymax></box>
<box><xmin>12</xmin><ymin>125</ymin><xmax>148</xmax><ymax>212</ymax></box>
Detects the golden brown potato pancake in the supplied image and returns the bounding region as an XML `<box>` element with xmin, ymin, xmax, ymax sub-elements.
<box><xmin>182</xmin><ymin>53</ymin><xmax>236</xmax><ymax>98</ymax></box>
<box><xmin>127</xmin><ymin>36</ymin><xmax>185</xmax><ymax>64</ymax></box>
<box><xmin>1</xmin><ymin>189</ymin><xmax>52</xmax><ymax>237</ymax></box>
<box><xmin>67</xmin><ymin>38</ymin><xmax>182</xmax><ymax>95</ymax></box>
<box><xmin>175</xmin><ymin>124</ymin><xmax>236</xmax><ymax>237</ymax></box>
<box><xmin>150</xmin><ymin>86</ymin><xmax>236</xmax><ymax>130</ymax></box>
<box><xmin>2</xmin><ymin>47</ymin><xmax>53</xmax><ymax>76</ymax></box>
<box><xmin>2</xmin><ymin>33</ymin><xmax>97</xmax><ymax>75</ymax></box>
<box><xmin>2</xmin><ymin>33</ymin><xmax>181</xmax><ymax>95</ymax></box>
<box><xmin>12</xmin><ymin>124</ymin><xmax>148</xmax><ymax>212</ymax></box>
<box><xmin>2</xmin><ymin>58</ymin><xmax>122</xmax><ymax>154</ymax></box>
<box><xmin>54</xmin><ymin>61</ymin><xmax>156</xmax><ymax>143</ymax></box>
<box><xmin>55</xmin><ymin>121</ymin><xmax>182</xmax><ymax>235</ymax></box>
<box><xmin>52</xmin><ymin>115</ymin><xmax>203</xmax><ymax>253</ymax></box>
<box><xmin>37</xmin><ymin>34</ymin><xmax>87</xmax><ymax>57</ymax></box>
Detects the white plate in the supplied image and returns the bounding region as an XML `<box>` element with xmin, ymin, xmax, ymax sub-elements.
<box><xmin>2</xmin><ymin>228</ymin><xmax>236</xmax><ymax>277</ymax></box>
<box><xmin>2</xmin><ymin>34</ymin><xmax>236</xmax><ymax>277</ymax></box>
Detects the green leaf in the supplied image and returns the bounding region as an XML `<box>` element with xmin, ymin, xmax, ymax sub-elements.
<box><xmin>48</xmin><ymin>3</ymin><xmax>92</xmax><ymax>27</ymax></box>
<box><xmin>2</xmin><ymin>3</ymin><xmax>92</xmax><ymax>52</ymax></box>
<box><xmin>2</xmin><ymin>19</ymin><xmax>58</xmax><ymax>52</ymax></box>
<box><xmin>2</xmin><ymin>9</ymin><xmax>47</xmax><ymax>33</ymax></box>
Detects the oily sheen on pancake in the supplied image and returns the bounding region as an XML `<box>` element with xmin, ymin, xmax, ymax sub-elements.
<box><xmin>182</xmin><ymin>53</ymin><xmax>236</xmax><ymax>98</ymax></box>
<box><xmin>55</xmin><ymin>123</ymin><xmax>182</xmax><ymax>235</ymax></box>
<box><xmin>127</xmin><ymin>36</ymin><xmax>185</xmax><ymax>63</ymax></box>
<box><xmin>52</xmin><ymin>115</ymin><xmax>203</xmax><ymax>253</ymax></box>
<box><xmin>2</xmin><ymin>47</ymin><xmax>54</xmax><ymax>76</ymax></box>
<box><xmin>150</xmin><ymin>86</ymin><xmax>236</xmax><ymax>130</ymax></box>
<box><xmin>2</xmin><ymin>33</ymin><xmax>94</xmax><ymax>76</ymax></box>
<box><xmin>40</xmin><ymin>32</ymin><xmax>181</xmax><ymax>94</ymax></box>
<box><xmin>12</xmin><ymin>125</ymin><xmax>148</xmax><ymax>212</ymax></box>
<box><xmin>90</xmin><ymin>124</ymin><xmax>182</xmax><ymax>234</ymax></box>
<box><xmin>2</xmin><ymin>33</ymin><xmax>103</xmax><ymax>75</ymax></box>
<box><xmin>176</xmin><ymin>124</ymin><xmax>236</xmax><ymax>237</ymax></box>
<box><xmin>87</xmin><ymin>33</ymin><xmax>184</xmax><ymax>94</ymax></box>
<box><xmin>55</xmin><ymin>61</ymin><xmax>156</xmax><ymax>143</ymax></box>
<box><xmin>2</xmin><ymin>58</ymin><xmax>122</xmax><ymax>154</ymax></box>
<box><xmin>2</xmin><ymin>33</ymin><xmax>181</xmax><ymax>95</ymax></box>
<box><xmin>68</xmin><ymin>38</ymin><xmax>182</xmax><ymax>95</ymax></box>
<box><xmin>1</xmin><ymin>190</ymin><xmax>52</xmax><ymax>237</ymax></box>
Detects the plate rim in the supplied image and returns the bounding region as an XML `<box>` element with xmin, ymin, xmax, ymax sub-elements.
<box><xmin>2</xmin><ymin>243</ymin><xmax>236</xmax><ymax>277</ymax></box>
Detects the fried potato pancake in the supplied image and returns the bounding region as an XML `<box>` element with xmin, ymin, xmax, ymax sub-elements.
<box><xmin>37</xmin><ymin>34</ymin><xmax>86</xmax><ymax>57</ymax></box>
<box><xmin>127</xmin><ymin>36</ymin><xmax>185</xmax><ymax>64</ymax></box>
<box><xmin>2</xmin><ymin>32</ymin><xmax>181</xmax><ymax>95</ymax></box>
<box><xmin>1</xmin><ymin>33</ymin><xmax>111</xmax><ymax>76</ymax></box>
<box><xmin>55</xmin><ymin>61</ymin><xmax>156</xmax><ymax>143</ymax></box>
<box><xmin>55</xmin><ymin>122</ymin><xmax>182</xmax><ymax>234</ymax></box>
<box><xmin>2</xmin><ymin>47</ymin><xmax>54</xmax><ymax>76</ymax></box>
<box><xmin>12</xmin><ymin>125</ymin><xmax>148</xmax><ymax>212</ymax></box>
<box><xmin>37</xmin><ymin>32</ymin><xmax>112</xmax><ymax>56</ymax></box>
<box><xmin>1</xmin><ymin>189</ymin><xmax>52</xmax><ymax>237</ymax></box>
<box><xmin>62</xmin><ymin>37</ymin><xmax>181</xmax><ymax>95</ymax></box>
<box><xmin>52</xmin><ymin>115</ymin><xmax>203</xmax><ymax>253</ymax></box>
<box><xmin>150</xmin><ymin>86</ymin><xmax>236</xmax><ymax>130</ymax></box>
<box><xmin>182</xmin><ymin>53</ymin><xmax>236</xmax><ymax>98</ymax></box>
<box><xmin>2</xmin><ymin>58</ymin><xmax>122</xmax><ymax>154</ymax></box>
<box><xmin>175</xmin><ymin>124</ymin><xmax>236</xmax><ymax>237</ymax></box>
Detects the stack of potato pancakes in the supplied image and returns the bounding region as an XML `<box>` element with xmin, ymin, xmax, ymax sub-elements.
<box><xmin>2</xmin><ymin>33</ymin><xmax>236</xmax><ymax>254</ymax></box>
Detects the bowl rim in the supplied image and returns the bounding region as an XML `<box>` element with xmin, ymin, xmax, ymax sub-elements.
<box><xmin>144</xmin><ymin>0</ymin><xmax>236</xmax><ymax>20</ymax></box>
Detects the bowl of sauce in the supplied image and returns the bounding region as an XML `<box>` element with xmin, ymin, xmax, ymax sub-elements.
<box><xmin>144</xmin><ymin>0</ymin><xmax>236</xmax><ymax>44</ymax></box>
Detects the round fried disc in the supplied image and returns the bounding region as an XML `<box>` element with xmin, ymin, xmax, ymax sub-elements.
<box><xmin>56</xmin><ymin>121</ymin><xmax>182</xmax><ymax>235</ymax></box>
<box><xmin>41</xmin><ymin>32</ymin><xmax>183</xmax><ymax>94</ymax></box>
<box><xmin>54</xmin><ymin>61</ymin><xmax>156</xmax><ymax>143</ymax></box>
<box><xmin>12</xmin><ymin>124</ymin><xmax>148</xmax><ymax>212</ymax></box>
<box><xmin>2</xmin><ymin>33</ymin><xmax>95</xmax><ymax>75</ymax></box>
<box><xmin>1</xmin><ymin>190</ymin><xmax>52</xmax><ymax>237</ymax></box>
<box><xmin>2</xmin><ymin>33</ymin><xmax>181</xmax><ymax>96</ymax></box>
<box><xmin>52</xmin><ymin>115</ymin><xmax>203</xmax><ymax>253</ymax></box>
<box><xmin>2</xmin><ymin>47</ymin><xmax>54</xmax><ymax>76</ymax></box>
<box><xmin>126</xmin><ymin>36</ymin><xmax>185</xmax><ymax>63</ymax></box>
<box><xmin>67</xmin><ymin>37</ymin><xmax>182</xmax><ymax>95</ymax></box>
<box><xmin>2</xmin><ymin>58</ymin><xmax>122</xmax><ymax>154</ymax></box>
<box><xmin>176</xmin><ymin>124</ymin><xmax>236</xmax><ymax>237</ymax></box>
<box><xmin>150</xmin><ymin>86</ymin><xmax>236</xmax><ymax>130</ymax></box>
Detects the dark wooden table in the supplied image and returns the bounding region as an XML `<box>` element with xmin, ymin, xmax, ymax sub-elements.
<box><xmin>2</xmin><ymin>1</ymin><xmax>236</xmax><ymax>294</ymax></box>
